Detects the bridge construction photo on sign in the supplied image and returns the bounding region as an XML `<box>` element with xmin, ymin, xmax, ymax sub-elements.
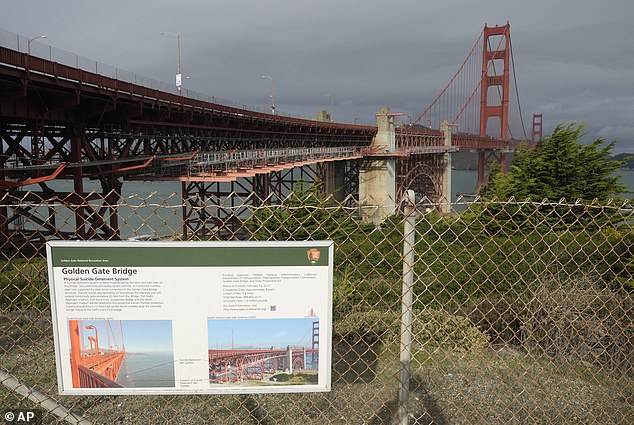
<box><xmin>208</xmin><ymin>318</ymin><xmax>320</xmax><ymax>387</ymax></box>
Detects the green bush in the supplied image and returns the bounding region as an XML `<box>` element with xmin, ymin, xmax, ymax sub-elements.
<box><xmin>413</xmin><ymin>308</ymin><xmax>490</xmax><ymax>353</ymax></box>
<box><xmin>333</xmin><ymin>276</ymin><xmax>401</xmax><ymax>317</ymax></box>
<box><xmin>246</xmin><ymin>187</ymin><xmax>374</xmax><ymax>242</ymax></box>
<box><xmin>334</xmin><ymin>310</ymin><xmax>399</xmax><ymax>343</ymax></box>
<box><xmin>0</xmin><ymin>258</ymin><xmax>49</xmax><ymax>310</ymax></box>
<box><xmin>482</xmin><ymin>123</ymin><xmax>629</xmax><ymax>202</ymax></box>
<box><xmin>414</xmin><ymin>214</ymin><xmax>633</xmax><ymax>307</ymax></box>
<box><xmin>245</xmin><ymin>185</ymin><xmax>633</xmax><ymax>315</ymax></box>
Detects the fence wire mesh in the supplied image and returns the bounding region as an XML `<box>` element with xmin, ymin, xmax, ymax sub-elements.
<box><xmin>1</xmin><ymin>189</ymin><xmax>633</xmax><ymax>424</ymax></box>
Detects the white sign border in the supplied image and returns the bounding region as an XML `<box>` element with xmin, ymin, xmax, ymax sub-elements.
<box><xmin>47</xmin><ymin>240</ymin><xmax>333</xmax><ymax>395</ymax></box>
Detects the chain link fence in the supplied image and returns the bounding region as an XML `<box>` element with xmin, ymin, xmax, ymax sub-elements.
<box><xmin>1</xmin><ymin>189</ymin><xmax>633</xmax><ymax>424</ymax></box>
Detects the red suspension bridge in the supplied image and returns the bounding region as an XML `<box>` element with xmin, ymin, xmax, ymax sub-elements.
<box><xmin>0</xmin><ymin>22</ymin><xmax>537</xmax><ymax>242</ymax></box>
<box><xmin>68</xmin><ymin>319</ymin><xmax>126</xmax><ymax>389</ymax></box>
<box><xmin>209</xmin><ymin>347</ymin><xmax>318</xmax><ymax>384</ymax></box>
<box><xmin>209</xmin><ymin>320</ymin><xmax>320</xmax><ymax>384</ymax></box>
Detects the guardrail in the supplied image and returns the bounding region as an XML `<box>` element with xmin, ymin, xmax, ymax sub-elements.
<box><xmin>0</xmin><ymin>27</ymin><xmax>373</xmax><ymax>126</ymax></box>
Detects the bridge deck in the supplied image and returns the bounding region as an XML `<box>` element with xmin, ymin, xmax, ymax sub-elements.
<box><xmin>1</xmin><ymin>42</ymin><xmax>516</xmax><ymax>190</ymax></box>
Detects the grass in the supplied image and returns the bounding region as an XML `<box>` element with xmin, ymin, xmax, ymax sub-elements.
<box><xmin>5</xmin><ymin>308</ymin><xmax>631</xmax><ymax>424</ymax></box>
<box><xmin>0</xmin><ymin>257</ymin><xmax>49</xmax><ymax>310</ymax></box>
<box><xmin>410</xmin><ymin>346</ymin><xmax>634</xmax><ymax>424</ymax></box>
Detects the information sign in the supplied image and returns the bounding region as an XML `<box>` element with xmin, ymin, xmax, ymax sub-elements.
<box><xmin>46</xmin><ymin>241</ymin><xmax>333</xmax><ymax>395</ymax></box>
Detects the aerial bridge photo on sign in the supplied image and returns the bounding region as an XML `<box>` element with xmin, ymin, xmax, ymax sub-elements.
<box><xmin>208</xmin><ymin>317</ymin><xmax>320</xmax><ymax>387</ymax></box>
<box><xmin>67</xmin><ymin>319</ymin><xmax>175</xmax><ymax>389</ymax></box>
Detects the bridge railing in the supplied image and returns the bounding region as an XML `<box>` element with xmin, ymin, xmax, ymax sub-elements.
<box><xmin>0</xmin><ymin>27</ymin><xmax>312</xmax><ymax>121</ymax></box>
<box><xmin>77</xmin><ymin>366</ymin><xmax>124</xmax><ymax>389</ymax></box>
<box><xmin>177</xmin><ymin>147</ymin><xmax>362</xmax><ymax>177</ymax></box>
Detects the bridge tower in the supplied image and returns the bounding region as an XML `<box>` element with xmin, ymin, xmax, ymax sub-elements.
<box><xmin>311</xmin><ymin>321</ymin><xmax>319</xmax><ymax>367</ymax></box>
<box><xmin>531</xmin><ymin>113</ymin><xmax>543</xmax><ymax>147</ymax></box>
<box><xmin>477</xmin><ymin>22</ymin><xmax>511</xmax><ymax>189</ymax></box>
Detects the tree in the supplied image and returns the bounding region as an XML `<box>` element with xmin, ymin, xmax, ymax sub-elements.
<box><xmin>484</xmin><ymin>123</ymin><xmax>629</xmax><ymax>201</ymax></box>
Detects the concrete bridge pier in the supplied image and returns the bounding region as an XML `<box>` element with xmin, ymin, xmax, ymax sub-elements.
<box><xmin>359</xmin><ymin>107</ymin><xmax>396</xmax><ymax>224</ymax></box>
<box><xmin>316</xmin><ymin>108</ymin><xmax>348</xmax><ymax>202</ymax></box>
<box><xmin>321</xmin><ymin>162</ymin><xmax>347</xmax><ymax>202</ymax></box>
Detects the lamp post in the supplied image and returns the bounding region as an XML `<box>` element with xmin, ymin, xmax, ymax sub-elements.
<box><xmin>261</xmin><ymin>75</ymin><xmax>275</xmax><ymax>114</ymax></box>
<box><xmin>324</xmin><ymin>94</ymin><xmax>334</xmax><ymax>120</ymax></box>
<box><xmin>28</xmin><ymin>35</ymin><xmax>46</xmax><ymax>55</ymax></box>
<box><xmin>160</xmin><ymin>32</ymin><xmax>182</xmax><ymax>95</ymax></box>
<box><xmin>220</xmin><ymin>327</ymin><xmax>234</xmax><ymax>350</ymax></box>
<box><xmin>85</xmin><ymin>325</ymin><xmax>99</xmax><ymax>356</ymax></box>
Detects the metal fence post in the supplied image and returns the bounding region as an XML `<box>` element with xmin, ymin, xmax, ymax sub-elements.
<box><xmin>398</xmin><ymin>189</ymin><xmax>416</xmax><ymax>425</ymax></box>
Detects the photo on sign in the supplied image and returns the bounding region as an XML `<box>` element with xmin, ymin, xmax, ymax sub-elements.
<box><xmin>67</xmin><ymin>319</ymin><xmax>175</xmax><ymax>388</ymax></box>
<box><xmin>208</xmin><ymin>316</ymin><xmax>320</xmax><ymax>386</ymax></box>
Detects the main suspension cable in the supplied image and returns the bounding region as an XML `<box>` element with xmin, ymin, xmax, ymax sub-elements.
<box><xmin>412</xmin><ymin>29</ymin><xmax>484</xmax><ymax>126</ymax></box>
<box><xmin>510</xmin><ymin>35</ymin><xmax>527</xmax><ymax>139</ymax></box>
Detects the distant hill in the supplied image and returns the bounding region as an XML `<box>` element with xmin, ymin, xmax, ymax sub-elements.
<box><xmin>612</xmin><ymin>153</ymin><xmax>634</xmax><ymax>169</ymax></box>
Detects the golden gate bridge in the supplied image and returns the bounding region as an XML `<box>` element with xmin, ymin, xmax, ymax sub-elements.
<box><xmin>0</xmin><ymin>22</ymin><xmax>539</xmax><ymax>244</ymax></box>
<box><xmin>68</xmin><ymin>319</ymin><xmax>125</xmax><ymax>389</ymax></box>
<box><xmin>209</xmin><ymin>320</ymin><xmax>319</xmax><ymax>384</ymax></box>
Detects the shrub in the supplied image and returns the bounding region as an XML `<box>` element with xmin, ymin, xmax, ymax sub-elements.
<box><xmin>334</xmin><ymin>310</ymin><xmax>399</xmax><ymax>343</ymax></box>
<box><xmin>413</xmin><ymin>308</ymin><xmax>489</xmax><ymax>353</ymax></box>
<box><xmin>523</xmin><ymin>275</ymin><xmax>634</xmax><ymax>375</ymax></box>
<box><xmin>482</xmin><ymin>123</ymin><xmax>629</xmax><ymax>202</ymax></box>
<box><xmin>333</xmin><ymin>277</ymin><xmax>401</xmax><ymax>317</ymax></box>
<box><xmin>0</xmin><ymin>258</ymin><xmax>49</xmax><ymax>310</ymax></box>
<box><xmin>458</xmin><ymin>296</ymin><xmax>527</xmax><ymax>346</ymax></box>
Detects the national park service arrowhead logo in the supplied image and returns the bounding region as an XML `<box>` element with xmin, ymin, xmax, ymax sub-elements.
<box><xmin>306</xmin><ymin>248</ymin><xmax>321</xmax><ymax>264</ymax></box>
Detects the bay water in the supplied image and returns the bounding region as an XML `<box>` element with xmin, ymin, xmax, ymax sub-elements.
<box><xmin>19</xmin><ymin>169</ymin><xmax>634</xmax><ymax>240</ymax></box>
<box><xmin>116</xmin><ymin>352</ymin><xmax>176</xmax><ymax>388</ymax></box>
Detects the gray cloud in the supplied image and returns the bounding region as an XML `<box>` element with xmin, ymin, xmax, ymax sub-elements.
<box><xmin>2</xmin><ymin>0</ymin><xmax>633</xmax><ymax>150</ymax></box>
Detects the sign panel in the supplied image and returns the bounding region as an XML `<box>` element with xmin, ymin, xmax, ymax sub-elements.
<box><xmin>47</xmin><ymin>241</ymin><xmax>333</xmax><ymax>395</ymax></box>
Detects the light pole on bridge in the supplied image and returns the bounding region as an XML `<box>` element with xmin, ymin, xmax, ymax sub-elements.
<box><xmin>27</xmin><ymin>35</ymin><xmax>46</xmax><ymax>55</ymax></box>
<box><xmin>219</xmin><ymin>327</ymin><xmax>234</xmax><ymax>350</ymax></box>
<box><xmin>160</xmin><ymin>31</ymin><xmax>182</xmax><ymax>95</ymax></box>
<box><xmin>261</xmin><ymin>75</ymin><xmax>276</xmax><ymax>114</ymax></box>
<box><xmin>324</xmin><ymin>94</ymin><xmax>334</xmax><ymax>121</ymax></box>
<box><xmin>85</xmin><ymin>325</ymin><xmax>99</xmax><ymax>356</ymax></box>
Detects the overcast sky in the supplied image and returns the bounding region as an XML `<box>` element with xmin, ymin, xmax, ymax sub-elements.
<box><xmin>2</xmin><ymin>0</ymin><xmax>633</xmax><ymax>152</ymax></box>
